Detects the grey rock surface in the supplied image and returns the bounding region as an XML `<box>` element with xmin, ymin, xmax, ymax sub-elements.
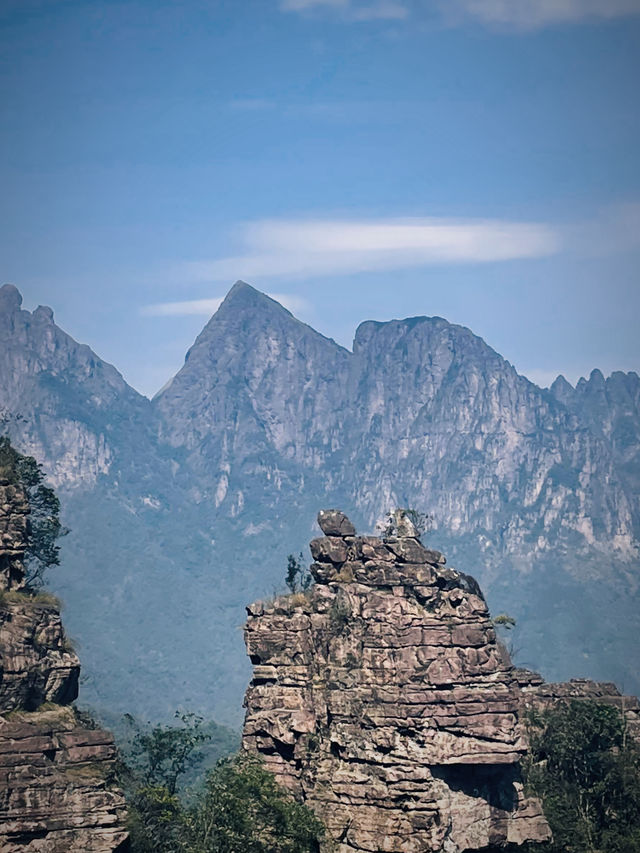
<box><xmin>0</xmin><ymin>280</ymin><xmax>639</xmax><ymax>723</ymax></box>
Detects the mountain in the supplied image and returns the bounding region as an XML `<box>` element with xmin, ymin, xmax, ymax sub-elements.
<box><xmin>0</xmin><ymin>281</ymin><xmax>638</xmax><ymax>724</ymax></box>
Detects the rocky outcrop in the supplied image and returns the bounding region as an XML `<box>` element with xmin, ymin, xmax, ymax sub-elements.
<box><xmin>243</xmin><ymin>510</ymin><xmax>551</xmax><ymax>852</ymax></box>
<box><xmin>516</xmin><ymin>669</ymin><xmax>640</xmax><ymax>741</ymax></box>
<box><xmin>0</xmin><ymin>479</ymin><xmax>128</xmax><ymax>852</ymax></box>
<box><xmin>2</xmin><ymin>280</ymin><xmax>639</xmax><ymax>724</ymax></box>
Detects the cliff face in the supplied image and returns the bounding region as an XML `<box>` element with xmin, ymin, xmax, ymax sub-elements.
<box><xmin>243</xmin><ymin>510</ymin><xmax>551</xmax><ymax>852</ymax></box>
<box><xmin>515</xmin><ymin>670</ymin><xmax>640</xmax><ymax>742</ymax></box>
<box><xmin>0</xmin><ymin>478</ymin><xmax>128</xmax><ymax>852</ymax></box>
<box><xmin>1</xmin><ymin>280</ymin><xmax>639</xmax><ymax>724</ymax></box>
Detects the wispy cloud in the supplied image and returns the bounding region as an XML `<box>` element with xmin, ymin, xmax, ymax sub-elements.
<box><xmin>142</xmin><ymin>293</ymin><xmax>310</xmax><ymax>318</ymax></box>
<box><xmin>281</xmin><ymin>0</ymin><xmax>640</xmax><ymax>27</ymax></box>
<box><xmin>443</xmin><ymin>0</ymin><xmax>640</xmax><ymax>29</ymax></box>
<box><xmin>179</xmin><ymin>217</ymin><xmax>560</xmax><ymax>283</ymax></box>
<box><xmin>141</xmin><ymin>298</ymin><xmax>224</xmax><ymax>317</ymax></box>
<box><xmin>281</xmin><ymin>0</ymin><xmax>409</xmax><ymax>21</ymax></box>
<box><xmin>565</xmin><ymin>202</ymin><xmax>640</xmax><ymax>256</ymax></box>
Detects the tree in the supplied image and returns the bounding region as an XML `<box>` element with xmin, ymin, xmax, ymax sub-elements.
<box><xmin>123</xmin><ymin>714</ymin><xmax>325</xmax><ymax>853</ymax></box>
<box><xmin>128</xmin><ymin>784</ymin><xmax>187</xmax><ymax>853</ymax></box>
<box><xmin>285</xmin><ymin>552</ymin><xmax>311</xmax><ymax>594</ymax></box>
<box><xmin>492</xmin><ymin>613</ymin><xmax>516</xmax><ymax>631</ymax></box>
<box><xmin>522</xmin><ymin>699</ymin><xmax>640</xmax><ymax>853</ymax></box>
<box><xmin>187</xmin><ymin>753</ymin><xmax>324</xmax><ymax>853</ymax></box>
<box><xmin>0</xmin><ymin>436</ymin><xmax>67</xmax><ymax>589</ymax></box>
<box><xmin>380</xmin><ymin>507</ymin><xmax>433</xmax><ymax>541</ymax></box>
<box><xmin>126</xmin><ymin>711</ymin><xmax>211</xmax><ymax>795</ymax></box>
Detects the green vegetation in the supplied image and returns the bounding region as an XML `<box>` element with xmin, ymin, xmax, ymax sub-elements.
<box><xmin>522</xmin><ymin>700</ymin><xmax>640</xmax><ymax>853</ymax></box>
<box><xmin>0</xmin><ymin>436</ymin><xmax>67</xmax><ymax>589</ymax></box>
<box><xmin>285</xmin><ymin>552</ymin><xmax>312</xmax><ymax>595</ymax></box>
<box><xmin>0</xmin><ymin>588</ymin><xmax>63</xmax><ymax>609</ymax></box>
<box><xmin>492</xmin><ymin>612</ymin><xmax>516</xmax><ymax>631</ymax></box>
<box><xmin>126</xmin><ymin>712</ymin><xmax>211</xmax><ymax>795</ymax></box>
<box><xmin>380</xmin><ymin>507</ymin><xmax>433</xmax><ymax>540</ymax></box>
<box><xmin>122</xmin><ymin>712</ymin><xmax>325</xmax><ymax>853</ymax></box>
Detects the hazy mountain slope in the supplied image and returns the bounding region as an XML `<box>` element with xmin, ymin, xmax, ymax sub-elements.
<box><xmin>552</xmin><ymin>369</ymin><xmax>640</xmax><ymax>539</ymax></box>
<box><xmin>0</xmin><ymin>283</ymin><xmax>150</xmax><ymax>486</ymax></box>
<box><xmin>0</xmin><ymin>284</ymin><xmax>249</xmax><ymax>723</ymax></box>
<box><xmin>155</xmin><ymin>281</ymin><xmax>350</xmax><ymax>477</ymax></box>
<box><xmin>155</xmin><ymin>290</ymin><xmax>640</xmax><ymax>697</ymax></box>
<box><xmin>0</xmin><ymin>280</ymin><xmax>638</xmax><ymax>723</ymax></box>
<box><xmin>346</xmin><ymin>316</ymin><xmax>636</xmax><ymax>563</ymax></box>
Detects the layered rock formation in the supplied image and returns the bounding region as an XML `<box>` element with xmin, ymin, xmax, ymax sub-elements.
<box><xmin>516</xmin><ymin>669</ymin><xmax>640</xmax><ymax>742</ymax></box>
<box><xmin>243</xmin><ymin>510</ymin><xmax>551</xmax><ymax>852</ymax></box>
<box><xmin>2</xmin><ymin>280</ymin><xmax>639</xmax><ymax>723</ymax></box>
<box><xmin>0</xmin><ymin>478</ymin><xmax>128</xmax><ymax>852</ymax></box>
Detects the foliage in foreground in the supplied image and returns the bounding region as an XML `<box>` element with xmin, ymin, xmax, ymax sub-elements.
<box><xmin>123</xmin><ymin>714</ymin><xmax>324</xmax><ymax>853</ymax></box>
<box><xmin>522</xmin><ymin>699</ymin><xmax>640</xmax><ymax>853</ymax></box>
<box><xmin>285</xmin><ymin>552</ymin><xmax>312</xmax><ymax>595</ymax></box>
<box><xmin>0</xmin><ymin>435</ymin><xmax>67</xmax><ymax>588</ymax></box>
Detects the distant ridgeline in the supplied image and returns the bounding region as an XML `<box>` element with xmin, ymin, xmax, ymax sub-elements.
<box><xmin>242</xmin><ymin>509</ymin><xmax>640</xmax><ymax>853</ymax></box>
<box><xmin>0</xmin><ymin>280</ymin><xmax>639</xmax><ymax>724</ymax></box>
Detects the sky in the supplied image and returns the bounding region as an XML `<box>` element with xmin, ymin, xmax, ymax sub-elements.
<box><xmin>1</xmin><ymin>0</ymin><xmax>639</xmax><ymax>396</ymax></box>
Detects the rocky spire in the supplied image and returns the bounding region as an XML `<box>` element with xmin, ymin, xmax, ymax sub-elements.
<box><xmin>0</xmin><ymin>477</ymin><xmax>128</xmax><ymax>851</ymax></box>
<box><xmin>242</xmin><ymin>510</ymin><xmax>551</xmax><ymax>852</ymax></box>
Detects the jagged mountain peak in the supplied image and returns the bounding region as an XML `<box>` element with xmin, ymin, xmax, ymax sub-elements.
<box><xmin>353</xmin><ymin>312</ymin><xmax>501</xmax><ymax>360</ymax></box>
<box><xmin>220</xmin><ymin>279</ymin><xmax>292</xmax><ymax>314</ymax></box>
<box><xmin>191</xmin><ymin>281</ymin><xmax>307</xmax><ymax>350</ymax></box>
<box><xmin>0</xmin><ymin>283</ymin><xmax>56</xmax><ymax>328</ymax></box>
<box><xmin>551</xmin><ymin>374</ymin><xmax>574</xmax><ymax>393</ymax></box>
<box><xmin>0</xmin><ymin>283</ymin><xmax>23</xmax><ymax>313</ymax></box>
<box><xmin>172</xmin><ymin>281</ymin><xmax>347</xmax><ymax>377</ymax></box>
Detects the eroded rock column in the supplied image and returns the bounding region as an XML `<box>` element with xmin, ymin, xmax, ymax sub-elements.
<box><xmin>0</xmin><ymin>478</ymin><xmax>128</xmax><ymax>852</ymax></box>
<box><xmin>243</xmin><ymin>509</ymin><xmax>551</xmax><ymax>853</ymax></box>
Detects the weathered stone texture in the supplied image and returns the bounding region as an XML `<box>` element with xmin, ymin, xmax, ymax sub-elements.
<box><xmin>243</xmin><ymin>510</ymin><xmax>551</xmax><ymax>852</ymax></box>
<box><xmin>516</xmin><ymin>670</ymin><xmax>640</xmax><ymax>741</ymax></box>
<box><xmin>0</xmin><ymin>706</ymin><xmax>128</xmax><ymax>853</ymax></box>
<box><xmin>0</xmin><ymin>478</ymin><xmax>128</xmax><ymax>851</ymax></box>
<box><xmin>0</xmin><ymin>598</ymin><xmax>79</xmax><ymax>711</ymax></box>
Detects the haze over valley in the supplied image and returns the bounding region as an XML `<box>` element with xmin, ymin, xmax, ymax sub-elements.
<box><xmin>1</xmin><ymin>280</ymin><xmax>638</xmax><ymax>724</ymax></box>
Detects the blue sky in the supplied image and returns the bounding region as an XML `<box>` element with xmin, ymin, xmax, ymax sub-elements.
<box><xmin>1</xmin><ymin>0</ymin><xmax>639</xmax><ymax>396</ymax></box>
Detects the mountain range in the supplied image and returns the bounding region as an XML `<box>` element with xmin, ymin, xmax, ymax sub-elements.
<box><xmin>1</xmin><ymin>280</ymin><xmax>638</xmax><ymax>725</ymax></box>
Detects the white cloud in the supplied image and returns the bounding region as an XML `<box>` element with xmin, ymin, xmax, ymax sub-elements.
<box><xmin>281</xmin><ymin>0</ymin><xmax>348</xmax><ymax>8</ymax></box>
<box><xmin>349</xmin><ymin>1</ymin><xmax>408</xmax><ymax>19</ymax></box>
<box><xmin>281</xmin><ymin>0</ymin><xmax>408</xmax><ymax>20</ymax></box>
<box><xmin>180</xmin><ymin>217</ymin><xmax>560</xmax><ymax>282</ymax></box>
<box><xmin>141</xmin><ymin>293</ymin><xmax>311</xmax><ymax>318</ymax></box>
<box><xmin>281</xmin><ymin>0</ymin><xmax>640</xmax><ymax>27</ymax></box>
<box><xmin>564</xmin><ymin>202</ymin><xmax>640</xmax><ymax>256</ymax></box>
<box><xmin>443</xmin><ymin>0</ymin><xmax>640</xmax><ymax>28</ymax></box>
<box><xmin>141</xmin><ymin>298</ymin><xmax>224</xmax><ymax>317</ymax></box>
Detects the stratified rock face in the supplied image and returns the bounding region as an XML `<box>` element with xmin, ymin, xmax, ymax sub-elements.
<box><xmin>243</xmin><ymin>511</ymin><xmax>551</xmax><ymax>852</ymax></box>
<box><xmin>516</xmin><ymin>670</ymin><xmax>640</xmax><ymax>741</ymax></box>
<box><xmin>0</xmin><ymin>480</ymin><xmax>128</xmax><ymax>851</ymax></box>
<box><xmin>0</xmin><ymin>707</ymin><xmax>129</xmax><ymax>853</ymax></box>
<box><xmin>0</xmin><ymin>596</ymin><xmax>80</xmax><ymax>712</ymax></box>
<box><xmin>2</xmin><ymin>280</ymin><xmax>639</xmax><ymax>724</ymax></box>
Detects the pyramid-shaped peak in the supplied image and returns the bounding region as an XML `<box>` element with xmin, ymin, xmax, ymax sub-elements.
<box><xmin>0</xmin><ymin>284</ymin><xmax>23</xmax><ymax>313</ymax></box>
<box><xmin>550</xmin><ymin>374</ymin><xmax>574</xmax><ymax>394</ymax></box>
<box><xmin>219</xmin><ymin>280</ymin><xmax>293</xmax><ymax>317</ymax></box>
